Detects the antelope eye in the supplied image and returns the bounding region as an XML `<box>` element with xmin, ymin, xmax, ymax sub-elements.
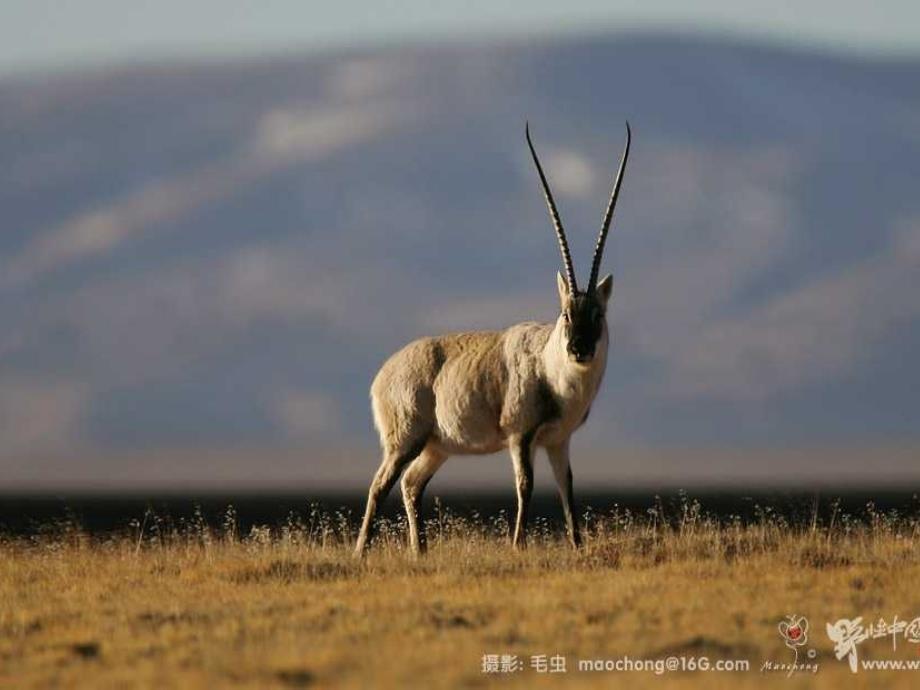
<box><xmin>562</xmin><ymin>313</ymin><xmax>570</xmax><ymax>324</ymax></box>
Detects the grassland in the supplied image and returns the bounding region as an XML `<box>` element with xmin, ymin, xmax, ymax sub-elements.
<box><xmin>1</xmin><ymin>497</ymin><xmax>919</xmax><ymax>688</ymax></box>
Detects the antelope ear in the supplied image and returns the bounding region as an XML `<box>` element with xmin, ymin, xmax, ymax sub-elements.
<box><xmin>556</xmin><ymin>271</ymin><xmax>570</xmax><ymax>307</ymax></box>
<box><xmin>596</xmin><ymin>274</ymin><xmax>613</xmax><ymax>304</ymax></box>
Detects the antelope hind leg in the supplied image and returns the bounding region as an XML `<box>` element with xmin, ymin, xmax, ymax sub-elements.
<box><xmin>400</xmin><ymin>445</ymin><xmax>448</xmax><ymax>556</ymax></box>
<box><xmin>354</xmin><ymin>439</ymin><xmax>426</xmax><ymax>557</ymax></box>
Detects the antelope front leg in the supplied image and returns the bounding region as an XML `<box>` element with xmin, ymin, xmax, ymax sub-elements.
<box><xmin>547</xmin><ymin>440</ymin><xmax>581</xmax><ymax>548</ymax></box>
<box><xmin>510</xmin><ymin>433</ymin><xmax>535</xmax><ymax>549</ymax></box>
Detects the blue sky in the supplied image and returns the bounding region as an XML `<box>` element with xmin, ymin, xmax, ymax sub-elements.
<box><xmin>2</xmin><ymin>8</ymin><xmax>919</xmax><ymax>487</ymax></box>
<box><xmin>3</xmin><ymin>32</ymin><xmax>920</xmax><ymax>487</ymax></box>
<box><xmin>4</xmin><ymin>0</ymin><xmax>920</xmax><ymax>76</ymax></box>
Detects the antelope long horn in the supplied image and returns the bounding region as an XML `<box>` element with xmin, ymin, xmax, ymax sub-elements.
<box><xmin>526</xmin><ymin>122</ymin><xmax>578</xmax><ymax>294</ymax></box>
<box><xmin>588</xmin><ymin>121</ymin><xmax>631</xmax><ymax>292</ymax></box>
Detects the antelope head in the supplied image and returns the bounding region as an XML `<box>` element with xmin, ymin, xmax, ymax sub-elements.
<box><xmin>526</xmin><ymin>122</ymin><xmax>631</xmax><ymax>364</ymax></box>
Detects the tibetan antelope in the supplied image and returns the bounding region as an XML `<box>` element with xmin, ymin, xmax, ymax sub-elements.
<box><xmin>355</xmin><ymin>122</ymin><xmax>631</xmax><ymax>556</ymax></box>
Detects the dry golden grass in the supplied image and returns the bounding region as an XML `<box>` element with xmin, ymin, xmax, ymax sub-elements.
<box><xmin>1</xmin><ymin>498</ymin><xmax>919</xmax><ymax>688</ymax></box>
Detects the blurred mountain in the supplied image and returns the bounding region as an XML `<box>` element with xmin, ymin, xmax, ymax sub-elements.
<box><xmin>1</xmin><ymin>33</ymin><xmax>919</xmax><ymax>484</ymax></box>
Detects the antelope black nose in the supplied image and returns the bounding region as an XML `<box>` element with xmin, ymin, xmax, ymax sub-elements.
<box><xmin>569</xmin><ymin>343</ymin><xmax>594</xmax><ymax>363</ymax></box>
